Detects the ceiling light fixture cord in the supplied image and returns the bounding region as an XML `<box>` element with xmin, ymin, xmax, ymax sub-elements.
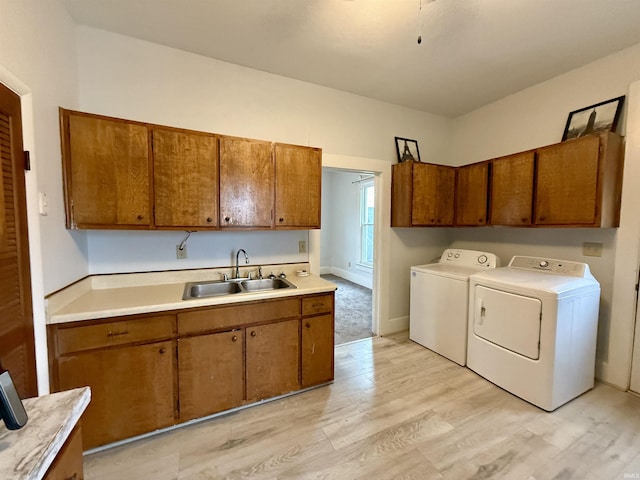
<box><xmin>417</xmin><ymin>0</ymin><xmax>423</xmax><ymax>44</ymax></box>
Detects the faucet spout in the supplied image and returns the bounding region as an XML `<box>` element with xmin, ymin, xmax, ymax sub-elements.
<box><xmin>235</xmin><ymin>249</ymin><xmax>249</xmax><ymax>279</ymax></box>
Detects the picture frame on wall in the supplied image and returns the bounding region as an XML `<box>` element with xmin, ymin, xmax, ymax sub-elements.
<box><xmin>395</xmin><ymin>137</ymin><xmax>421</xmax><ymax>163</ymax></box>
<box><xmin>562</xmin><ymin>95</ymin><xmax>625</xmax><ymax>141</ymax></box>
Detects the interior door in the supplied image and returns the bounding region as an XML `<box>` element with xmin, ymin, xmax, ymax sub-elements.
<box><xmin>473</xmin><ymin>285</ymin><xmax>542</xmax><ymax>360</ymax></box>
<box><xmin>0</xmin><ymin>83</ymin><xmax>36</xmax><ymax>397</ymax></box>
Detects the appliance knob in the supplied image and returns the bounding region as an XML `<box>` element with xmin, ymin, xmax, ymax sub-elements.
<box><xmin>539</xmin><ymin>260</ymin><xmax>549</xmax><ymax>268</ymax></box>
<box><xmin>447</xmin><ymin>252</ymin><xmax>453</xmax><ymax>258</ymax></box>
<box><xmin>478</xmin><ymin>255</ymin><xmax>488</xmax><ymax>264</ymax></box>
<box><xmin>454</xmin><ymin>253</ymin><xmax>460</xmax><ymax>258</ymax></box>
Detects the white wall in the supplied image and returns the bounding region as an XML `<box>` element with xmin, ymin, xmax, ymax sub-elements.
<box><xmin>320</xmin><ymin>170</ymin><xmax>374</xmax><ymax>289</ymax></box>
<box><xmin>75</xmin><ymin>27</ymin><xmax>453</xmax><ymax>305</ymax></box>
<box><xmin>0</xmin><ymin>0</ymin><xmax>84</xmax><ymax>393</ymax></box>
<box><xmin>450</xmin><ymin>42</ymin><xmax>640</xmax><ymax>389</ymax></box>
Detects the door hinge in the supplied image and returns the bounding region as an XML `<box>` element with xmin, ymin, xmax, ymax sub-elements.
<box><xmin>24</xmin><ymin>151</ymin><xmax>31</xmax><ymax>171</ymax></box>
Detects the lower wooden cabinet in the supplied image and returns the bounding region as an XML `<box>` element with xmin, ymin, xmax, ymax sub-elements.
<box><xmin>49</xmin><ymin>292</ymin><xmax>335</xmax><ymax>449</ymax></box>
<box><xmin>246</xmin><ymin>319</ymin><xmax>300</xmax><ymax>402</ymax></box>
<box><xmin>57</xmin><ymin>340</ymin><xmax>175</xmax><ymax>450</ymax></box>
<box><xmin>178</xmin><ymin>330</ymin><xmax>244</xmax><ymax>422</ymax></box>
<box><xmin>302</xmin><ymin>314</ymin><xmax>334</xmax><ymax>387</ymax></box>
<box><xmin>43</xmin><ymin>424</ymin><xmax>84</xmax><ymax>480</ymax></box>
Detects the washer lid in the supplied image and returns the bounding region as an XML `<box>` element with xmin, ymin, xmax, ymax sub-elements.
<box><xmin>412</xmin><ymin>263</ymin><xmax>491</xmax><ymax>280</ymax></box>
<box><xmin>470</xmin><ymin>267</ymin><xmax>600</xmax><ymax>297</ymax></box>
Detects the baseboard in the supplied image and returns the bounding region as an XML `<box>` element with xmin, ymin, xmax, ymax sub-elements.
<box><xmin>326</xmin><ymin>267</ymin><xmax>372</xmax><ymax>289</ymax></box>
<box><xmin>379</xmin><ymin>315</ymin><xmax>409</xmax><ymax>336</ymax></box>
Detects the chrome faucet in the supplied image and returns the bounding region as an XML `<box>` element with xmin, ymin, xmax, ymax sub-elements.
<box><xmin>235</xmin><ymin>249</ymin><xmax>249</xmax><ymax>279</ymax></box>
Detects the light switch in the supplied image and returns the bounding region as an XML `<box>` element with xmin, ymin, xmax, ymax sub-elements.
<box><xmin>583</xmin><ymin>242</ymin><xmax>603</xmax><ymax>257</ymax></box>
<box><xmin>38</xmin><ymin>192</ymin><xmax>48</xmax><ymax>216</ymax></box>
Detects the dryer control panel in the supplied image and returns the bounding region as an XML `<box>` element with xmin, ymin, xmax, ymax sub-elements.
<box><xmin>439</xmin><ymin>249</ymin><xmax>500</xmax><ymax>268</ymax></box>
<box><xmin>508</xmin><ymin>256</ymin><xmax>590</xmax><ymax>277</ymax></box>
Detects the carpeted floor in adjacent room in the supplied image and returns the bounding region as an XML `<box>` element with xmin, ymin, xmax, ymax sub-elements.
<box><xmin>321</xmin><ymin>274</ymin><xmax>374</xmax><ymax>345</ymax></box>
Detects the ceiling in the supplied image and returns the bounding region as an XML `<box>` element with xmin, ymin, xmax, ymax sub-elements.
<box><xmin>59</xmin><ymin>0</ymin><xmax>640</xmax><ymax>117</ymax></box>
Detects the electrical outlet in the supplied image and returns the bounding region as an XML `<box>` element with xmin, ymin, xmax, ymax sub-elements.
<box><xmin>176</xmin><ymin>245</ymin><xmax>187</xmax><ymax>259</ymax></box>
<box><xmin>299</xmin><ymin>240</ymin><xmax>307</xmax><ymax>253</ymax></box>
<box><xmin>583</xmin><ymin>242</ymin><xmax>603</xmax><ymax>257</ymax></box>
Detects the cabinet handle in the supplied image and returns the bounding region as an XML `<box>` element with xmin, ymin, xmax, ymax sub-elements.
<box><xmin>206</xmin><ymin>217</ymin><xmax>213</xmax><ymax>223</ymax></box>
<box><xmin>250</xmin><ymin>331</ymin><xmax>257</xmax><ymax>337</ymax></box>
<box><xmin>64</xmin><ymin>473</ymin><xmax>78</xmax><ymax>480</ymax></box>
<box><xmin>311</xmin><ymin>303</ymin><xmax>324</xmax><ymax>308</ymax></box>
<box><xmin>107</xmin><ymin>330</ymin><xmax>129</xmax><ymax>337</ymax></box>
<box><xmin>521</xmin><ymin>217</ymin><xmax>528</xmax><ymax>223</ymax></box>
<box><xmin>159</xmin><ymin>347</ymin><xmax>166</xmax><ymax>354</ymax></box>
<box><xmin>539</xmin><ymin>216</ymin><xmax>545</xmax><ymax>221</ymax></box>
<box><xmin>232</xmin><ymin>335</ymin><xmax>238</xmax><ymax>342</ymax></box>
<box><xmin>306</xmin><ymin>322</ymin><xmax>311</xmax><ymax>328</ymax></box>
<box><xmin>279</xmin><ymin>217</ymin><xmax>284</xmax><ymax>222</ymax></box>
<box><xmin>137</xmin><ymin>214</ymin><xmax>144</xmax><ymax>221</ymax></box>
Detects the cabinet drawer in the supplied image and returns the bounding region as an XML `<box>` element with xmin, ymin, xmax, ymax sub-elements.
<box><xmin>302</xmin><ymin>294</ymin><xmax>334</xmax><ymax>316</ymax></box>
<box><xmin>178</xmin><ymin>298</ymin><xmax>300</xmax><ymax>335</ymax></box>
<box><xmin>56</xmin><ymin>315</ymin><xmax>176</xmax><ymax>354</ymax></box>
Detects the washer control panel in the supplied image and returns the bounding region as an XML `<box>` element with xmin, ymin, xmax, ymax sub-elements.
<box><xmin>439</xmin><ymin>249</ymin><xmax>500</xmax><ymax>268</ymax></box>
<box><xmin>509</xmin><ymin>256</ymin><xmax>589</xmax><ymax>277</ymax></box>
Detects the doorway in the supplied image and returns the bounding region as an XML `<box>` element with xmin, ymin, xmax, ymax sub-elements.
<box><xmin>320</xmin><ymin>168</ymin><xmax>375</xmax><ymax>345</ymax></box>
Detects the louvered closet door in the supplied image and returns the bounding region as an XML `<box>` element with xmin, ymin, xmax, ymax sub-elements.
<box><xmin>0</xmin><ymin>83</ymin><xmax>36</xmax><ymax>397</ymax></box>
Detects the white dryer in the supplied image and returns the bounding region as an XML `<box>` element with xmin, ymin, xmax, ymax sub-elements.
<box><xmin>410</xmin><ymin>249</ymin><xmax>499</xmax><ymax>366</ymax></box>
<box><xmin>467</xmin><ymin>256</ymin><xmax>601</xmax><ymax>411</ymax></box>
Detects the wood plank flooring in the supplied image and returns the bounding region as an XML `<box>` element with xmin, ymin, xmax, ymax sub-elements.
<box><xmin>84</xmin><ymin>332</ymin><xmax>640</xmax><ymax>479</ymax></box>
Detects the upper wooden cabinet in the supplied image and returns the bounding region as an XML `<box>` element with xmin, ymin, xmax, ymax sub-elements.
<box><xmin>60</xmin><ymin>109</ymin><xmax>322</xmax><ymax>230</ymax></box>
<box><xmin>219</xmin><ymin>136</ymin><xmax>274</xmax><ymax>228</ymax></box>
<box><xmin>455</xmin><ymin>162</ymin><xmax>489</xmax><ymax>226</ymax></box>
<box><xmin>391</xmin><ymin>161</ymin><xmax>455</xmax><ymax>227</ymax></box>
<box><xmin>391</xmin><ymin>132</ymin><xmax>623</xmax><ymax>229</ymax></box>
<box><xmin>152</xmin><ymin>126</ymin><xmax>219</xmax><ymax>228</ymax></box>
<box><xmin>534</xmin><ymin>132</ymin><xmax>622</xmax><ymax>227</ymax></box>
<box><xmin>274</xmin><ymin>143</ymin><xmax>322</xmax><ymax>229</ymax></box>
<box><xmin>60</xmin><ymin>109</ymin><xmax>151</xmax><ymax>229</ymax></box>
<box><xmin>489</xmin><ymin>151</ymin><xmax>535</xmax><ymax>226</ymax></box>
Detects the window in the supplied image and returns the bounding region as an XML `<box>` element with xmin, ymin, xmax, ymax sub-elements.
<box><xmin>359</xmin><ymin>180</ymin><xmax>374</xmax><ymax>267</ymax></box>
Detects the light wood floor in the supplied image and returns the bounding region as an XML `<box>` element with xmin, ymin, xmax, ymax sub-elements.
<box><xmin>84</xmin><ymin>332</ymin><xmax>640</xmax><ymax>479</ymax></box>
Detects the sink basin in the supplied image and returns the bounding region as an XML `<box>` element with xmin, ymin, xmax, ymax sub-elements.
<box><xmin>241</xmin><ymin>278</ymin><xmax>295</xmax><ymax>292</ymax></box>
<box><xmin>183</xmin><ymin>277</ymin><xmax>296</xmax><ymax>299</ymax></box>
<box><xmin>182</xmin><ymin>280</ymin><xmax>242</xmax><ymax>299</ymax></box>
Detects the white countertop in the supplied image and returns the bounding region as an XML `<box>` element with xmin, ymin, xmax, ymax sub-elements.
<box><xmin>0</xmin><ymin>387</ymin><xmax>91</xmax><ymax>480</ymax></box>
<box><xmin>47</xmin><ymin>264</ymin><xmax>337</xmax><ymax>324</ymax></box>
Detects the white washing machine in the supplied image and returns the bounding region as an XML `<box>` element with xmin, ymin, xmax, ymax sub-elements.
<box><xmin>467</xmin><ymin>256</ymin><xmax>601</xmax><ymax>411</ymax></box>
<box><xmin>410</xmin><ymin>249</ymin><xmax>499</xmax><ymax>366</ymax></box>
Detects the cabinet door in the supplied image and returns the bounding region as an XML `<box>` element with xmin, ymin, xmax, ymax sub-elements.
<box><xmin>456</xmin><ymin>162</ymin><xmax>489</xmax><ymax>226</ymax></box>
<box><xmin>412</xmin><ymin>163</ymin><xmax>455</xmax><ymax>226</ymax></box>
<box><xmin>274</xmin><ymin>144</ymin><xmax>322</xmax><ymax>228</ymax></box>
<box><xmin>57</xmin><ymin>341</ymin><xmax>175</xmax><ymax>449</ymax></box>
<box><xmin>153</xmin><ymin>127</ymin><xmax>218</xmax><ymax>228</ymax></box>
<box><xmin>62</xmin><ymin>110</ymin><xmax>150</xmax><ymax>228</ymax></box>
<box><xmin>178</xmin><ymin>330</ymin><xmax>244</xmax><ymax>422</ymax></box>
<box><xmin>490</xmin><ymin>152</ymin><xmax>534</xmax><ymax>226</ymax></box>
<box><xmin>43</xmin><ymin>425</ymin><xmax>83</xmax><ymax>480</ymax></box>
<box><xmin>302</xmin><ymin>314</ymin><xmax>334</xmax><ymax>387</ymax></box>
<box><xmin>535</xmin><ymin>135</ymin><xmax>600</xmax><ymax>225</ymax></box>
<box><xmin>246</xmin><ymin>319</ymin><xmax>300</xmax><ymax>402</ymax></box>
<box><xmin>219</xmin><ymin>136</ymin><xmax>273</xmax><ymax>228</ymax></box>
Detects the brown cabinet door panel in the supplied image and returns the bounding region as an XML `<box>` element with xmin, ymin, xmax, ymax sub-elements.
<box><xmin>456</xmin><ymin>162</ymin><xmax>489</xmax><ymax>226</ymax></box>
<box><xmin>153</xmin><ymin>127</ymin><xmax>218</xmax><ymax>228</ymax></box>
<box><xmin>178</xmin><ymin>331</ymin><xmax>243</xmax><ymax>422</ymax></box>
<box><xmin>57</xmin><ymin>341</ymin><xmax>175</xmax><ymax>449</ymax></box>
<box><xmin>246</xmin><ymin>319</ymin><xmax>300</xmax><ymax>402</ymax></box>
<box><xmin>412</xmin><ymin>163</ymin><xmax>455</xmax><ymax>226</ymax></box>
<box><xmin>302</xmin><ymin>314</ymin><xmax>334</xmax><ymax>387</ymax></box>
<box><xmin>490</xmin><ymin>152</ymin><xmax>535</xmax><ymax>226</ymax></box>
<box><xmin>65</xmin><ymin>111</ymin><xmax>150</xmax><ymax>227</ymax></box>
<box><xmin>535</xmin><ymin>136</ymin><xmax>600</xmax><ymax>225</ymax></box>
<box><xmin>274</xmin><ymin>144</ymin><xmax>322</xmax><ymax>228</ymax></box>
<box><xmin>219</xmin><ymin>136</ymin><xmax>273</xmax><ymax>228</ymax></box>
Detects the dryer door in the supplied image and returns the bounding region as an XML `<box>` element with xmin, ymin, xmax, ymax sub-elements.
<box><xmin>473</xmin><ymin>285</ymin><xmax>542</xmax><ymax>360</ymax></box>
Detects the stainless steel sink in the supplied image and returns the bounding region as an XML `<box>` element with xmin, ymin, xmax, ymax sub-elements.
<box><xmin>182</xmin><ymin>280</ymin><xmax>242</xmax><ymax>299</ymax></box>
<box><xmin>241</xmin><ymin>278</ymin><xmax>294</xmax><ymax>292</ymax></box>
<box><xmin>183</xmin><ymin>277</ymin><xmax>296</xmax><ymax>299</ymax></box>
